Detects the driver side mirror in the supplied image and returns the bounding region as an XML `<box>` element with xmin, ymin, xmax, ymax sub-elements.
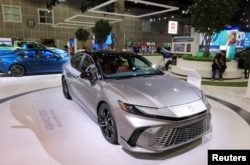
<box><xmin>17</xmin><ymin>51</ymin><xmax>28</xmax><ymax>58</ymax></box>
<box><xmin>52</xmin><ymin>54</ymin><xmax>62</xmax><ymax>60</ymax></box>
<box><xmin>80</xmin><ymin>64</ymin><xmax>98</xmax><ymax>84</ymax></box>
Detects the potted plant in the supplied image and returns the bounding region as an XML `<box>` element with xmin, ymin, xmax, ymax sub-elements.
<box><xmin>75</xmin><ymin>28</ymin><xmax>90</xmax><ymax>50</ymax></box>
<box><xmin>92</xmin><ymin>20</ymin><xmax>112</xmax><ymax>50</ymax></box>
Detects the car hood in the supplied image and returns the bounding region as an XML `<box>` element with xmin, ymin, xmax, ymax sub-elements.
<box><xmin>0</xmin><ymin>48</ymin><xmax>16</xmax><ymax>56</ymax></box>
<box><xmin>107</xmin><ymin>75</ymin><xmax>202</xmax><ymax>108</ymax></box>
<box><xmin>48</xmin><ymin>47</ymin><xmax>69</xmax><ymax>57</ymax></box>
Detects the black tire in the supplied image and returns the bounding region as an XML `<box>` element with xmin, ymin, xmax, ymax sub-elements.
<box><xmin>98</xmin><ymin>103</ymin><xmax>118</xmax><ymax>144</ymax></box>
<box><xmin>62</xmin><ymin>76</ymin><xmax>72</xmax><ymax>99</ymax></box>
<box><xmin>9</xmin><ymin>64</ymin><xmax>25</xmax><ymax>77</ymax></box>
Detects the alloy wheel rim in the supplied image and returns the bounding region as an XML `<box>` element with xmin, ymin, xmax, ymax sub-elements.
<box><xmin>10</xmin><ymin>65</ymin><xmax>24</xmax><ymax>76</ymax></box>
<box><xmin>99</xmin><ymin>108</ymin><xmax>115</xmax><ymax>139</ymax></box>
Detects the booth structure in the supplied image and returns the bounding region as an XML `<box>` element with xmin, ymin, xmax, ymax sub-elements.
<box><xmin>171</xmin><ymin>58</ymin><xmax>242</xmax><ymax>79</ymax></box>
<box><xmin>171</xmin><ymin>36</ymin><xmax>199</xmax><ymax>55</ymax></box>
<box><xmin>247</xmin><ymin>77</ymin><xmax>250</xmax><ymax>98</ymax></box>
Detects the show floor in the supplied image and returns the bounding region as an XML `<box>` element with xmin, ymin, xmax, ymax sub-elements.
<box><xmin>0</xmin><ymin>73</ymin><xmax>250</xmax><ymax>165</ymax></box>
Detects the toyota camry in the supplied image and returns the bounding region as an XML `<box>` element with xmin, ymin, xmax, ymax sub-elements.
<box><xmin>62</xmin><ymin>51</ymin><xmax>211</xmax><ymax>153</ymax></box>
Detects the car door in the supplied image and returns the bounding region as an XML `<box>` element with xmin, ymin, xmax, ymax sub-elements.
<box><xmin>19</xmin><ymin>43</ymin><xmax>41</xmax><ymax>72</ymax></box>
<box><xmin>38</xmin><ymin>50</ymin><xmax>64</xmax><ymax>72</ymax></box>
<box><xmin>76</xmin><ymin>54</ymin><xmax>100</xmax><ymax>113</ymax></box>
<box><xmin>65</xmin><ymin>53</ymin><xmax>85</xmax><ymax>101</ymax></box>
<box><xmin>20</xmin><ymin>42</ymin><xmax>52</xmax><ymax>72</ymax></box>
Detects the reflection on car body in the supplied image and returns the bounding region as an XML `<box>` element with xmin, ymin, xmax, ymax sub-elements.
<box><xmin>62</xmin><ymin>51</ymin><xmax>212</xmax><ymax>153</ymax></box>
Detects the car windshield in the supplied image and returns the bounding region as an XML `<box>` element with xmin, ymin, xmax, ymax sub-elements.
<box><xmin>97</xmin><ymin>54</ymin><xmax>164</xmax><ymax>79</ymax></box>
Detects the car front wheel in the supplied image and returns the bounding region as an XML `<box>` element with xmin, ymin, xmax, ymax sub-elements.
<box><xmin>9</xmin><ymin>64</ymin><xmax>25</xmax><ymax>76</ymax></box>
<box><xmin>62</xmin><ymin>76</ymin><xmax>72</xmax><ymax>99</ymax></box>
<box><xmin>98</xmin><ymin>103</ymin><xmax>118</xmax><ymax>144</ymax></box>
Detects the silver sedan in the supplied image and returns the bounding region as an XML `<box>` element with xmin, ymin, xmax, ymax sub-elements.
<box><xmin>61</xmin><ymin>51</ymin><xmax>211</xmax><ymax>153</ymax></box>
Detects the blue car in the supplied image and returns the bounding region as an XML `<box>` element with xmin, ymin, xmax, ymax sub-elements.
<box><xmin>0</xmin><ymin>42</ymin><xmax>69</xmax><ymax>76</ymax></box>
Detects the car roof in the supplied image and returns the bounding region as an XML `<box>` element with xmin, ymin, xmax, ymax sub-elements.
<box><xmin>76</xmin><ymin>50</ymin><xmax>138</xmax><ymax>58</ymax></box>
<box><xmin>92</xmin><ymin>50</ymin><xmax>137</xmax><ymax>56</ymax></box>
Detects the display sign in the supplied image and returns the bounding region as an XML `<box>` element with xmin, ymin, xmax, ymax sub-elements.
<box><xmin>173</xmin><ymin>43</ymin><xmax>185</xmax><ymax>52</ymax></box>
<box><xmin>173</xmin><ymin>37</ymin><xmax>194</xmax><ymax>42</ymax></box>
<box><xmin>92</xmin><ymin>33</ymin><xmax>113</xmax><ymax>50</ymax></box>
<box><xmin>0</xmin><ymin>38</ymin><xmax>12</xmax><ymax>47</ymax></box>
<box><xmin>67</xmin><ymin>38</ymin><xmax>77</xmax><ymax>55</ymax></box>
<box><xmin>200</xmin><ymin>30</ymin><xmax>250</xmax><ymax>48</ymax></box>
<box><xmin>168</xmin><ymin>21</ymin><xmax>178</xmax><ymax>34</ymax></box>
<box><xmin>172</xmin><ymin>36</ymin><xmax>198</xmax><ymax>54</ymax></box>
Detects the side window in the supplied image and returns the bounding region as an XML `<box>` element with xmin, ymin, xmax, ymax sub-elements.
<box><xmin>80</xmin><ymin>55</ymin><xmax>94</xmax><ymax>72</ymax></box>
<box><xmin>134</xmin><ymin>57</ymin><xmax>149</xmax><ymax>68</ymax></box>
<box><xmin>42</xmin><ymin>51</ymin><xmax>55</xmax><ymax>58</ymax></box>
<box><xmin>27</xmin><ymin>43</ymin><xmax>35</xmax><ymax>49</ymax></box>
<box><xmin>71</xmin><ymin>54</ymin><xmax>83</xmax><ymax>71</ymax></box>
<box><xmin>35</xmin><ymin>50</ymin><xmax>44</xmax><ymax>58</ymax></box>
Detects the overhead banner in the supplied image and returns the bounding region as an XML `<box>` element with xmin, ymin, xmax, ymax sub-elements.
<box><xmin>168</xmin><ymin>21</ymin><xmax>178</xmax><ymax>34</ymax></box>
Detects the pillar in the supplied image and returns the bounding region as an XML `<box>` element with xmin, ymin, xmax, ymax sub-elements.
<box><xmin>112</xmin><ymin>0</ymin><xmax>125</xmax><ymax>51</ymax></box>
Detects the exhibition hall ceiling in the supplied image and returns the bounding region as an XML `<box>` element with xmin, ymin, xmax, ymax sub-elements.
<box><xmin>45</xmin><ymin>0</ymin><xmax>250</xmax><ymax>30</ymax></box>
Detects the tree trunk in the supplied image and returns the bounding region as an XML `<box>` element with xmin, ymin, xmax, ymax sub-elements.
<box><xmin>204</xmin><ymin>34</ymin><xmax>211</xmax><ymax>57</ymax></box>
<box><xmin>81</xmin><ymin>41</ymin><xmax>84</xmax><ymax>49</ymax></box>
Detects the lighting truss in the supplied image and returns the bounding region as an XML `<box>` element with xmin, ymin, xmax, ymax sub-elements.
<box><xmin>88</xmin><ymin>0</ymin><xmax>179</xmax><ymax>18</ymax></box>
<box><xmin>52</xmin><ymin>23</ymin><xmax>93</xmax><ymax>29</ymax></box>
<box><xmin>64</xmin><ymin>14</ymin><xmax>123</xmax><ymax>24</ymax></box>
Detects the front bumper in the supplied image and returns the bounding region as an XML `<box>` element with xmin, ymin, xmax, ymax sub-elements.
<box><xmin>116</xmin><ymin>110</ymin><xmax>211</xmax><ymax>153</ymax></box>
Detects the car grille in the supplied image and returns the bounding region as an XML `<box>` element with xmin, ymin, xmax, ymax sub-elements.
<box><xmin>152</xmin><ymin>118</ymin><xmax>210</xmax><ymax>148</ymax></box>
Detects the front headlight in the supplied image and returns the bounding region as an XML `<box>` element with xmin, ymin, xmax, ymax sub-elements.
<box><xmin>202</xmin><ymin>91</ymin><xmax>211</xmax><ymax>110</ymax></box>
<box><xmin>118</xmin><ymin>100</ymin><xmax>144</xmax><ymax>116</ymax></box>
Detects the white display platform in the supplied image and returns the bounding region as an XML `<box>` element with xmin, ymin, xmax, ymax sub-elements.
<box><xmin>181</xmin><ymin>68</ymin><xmax>201</xmax><ymax>89</ymax></box>
<box><xmin>0</xmin><ymin>87</ymin><xmax>250</xmax><ymax>165</ymax></box>
<box><xmin>171</xmin><ymin>58</ymin><xmax>242</xmax><ymax>79</ymax></box>
<box><xmin>247</xmin><ymin>77</ymin><xmax>250</xmax><ymax>98</ymax></box>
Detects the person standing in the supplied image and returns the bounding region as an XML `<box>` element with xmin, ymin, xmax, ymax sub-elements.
<box><xmin>242</xmin><ymin>50</ymin><xmax>250</xmax><ymax>79</ymax></box>
<box><xmin>161</xmin><ymin>47</ymin><xmax>172</xmax><ymax>70</ymax></box>
<box><xmin>212</xmin><ymin>50</ymin><xmax>227</xmax><ymax>80</ymax></box>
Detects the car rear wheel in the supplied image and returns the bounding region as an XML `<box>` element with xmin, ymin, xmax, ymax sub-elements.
<box><xmin>98</xmin><ymin>103</ymin><xmax>118</xmax><ymax>144</ymax></box>
<box><xmin>62</xmin><ymin>76</ymin><xmax>72</xmax><ymax>99</ymax></box>
<box><xmin>9</xmin><ymin>64</ymin><xmax>25</xmax><ymax>77</ymax></box>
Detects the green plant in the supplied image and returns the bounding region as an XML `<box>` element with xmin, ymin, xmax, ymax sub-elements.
<box><xmin>75</xmin><ymin>28</ymin><xmax>90</xmax><ymax>48</ymax></box>
<box><xmin>190</xmin><ymin>0</ymin><xmax>238</xmax><ymax>56</ymax></box>
<box><xmin>92</xmin><ymin>20</ymin><xmax>112</xmax><ymax>45</ymax></box>
<box><xmin>182</xmin><ymin>54</ymin><xmax>231</xmax><ymax>62</ymax></box>
<box><xmin>181</xmin><ymin>77</ymin><xmax>248</xmax><ymax>87</ymax></box>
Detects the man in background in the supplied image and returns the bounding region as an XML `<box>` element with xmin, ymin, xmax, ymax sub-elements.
<box><xmin>212</xmin><ymin>50</ymin><xmax>227</xmax><ymax>80</ymax></box>
<box><xmin>241</xmin><ymin>50</ymin><xmax>250</xmax><ymax>79</ymax></box>
<box><xmin>161</xmin><ymin>47</ymin><xmax>172</xmax><ymax>70</ymax></box>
